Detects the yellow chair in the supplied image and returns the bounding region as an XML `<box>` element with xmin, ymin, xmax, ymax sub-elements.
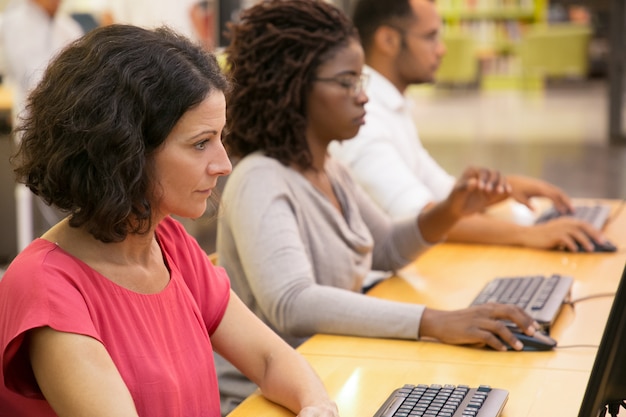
<box><xmin>215</xmin><ymin>48</ymin><xmax>230</xmax><ymax>73</ymax></box>
<box><xmin>436</xmin><ymin>30</ymin><xmax>478</xmax><ymax>86</ymax></box>
<box><xmin>519</xmin><ymin>23</ymin><xmax>592</xmax><ymax>83</ymax></box>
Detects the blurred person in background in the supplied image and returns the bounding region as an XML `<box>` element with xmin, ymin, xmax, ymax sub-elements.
<box><xmin>107</xmin><ymin>0</ymin><xmax>214</xmax><ymax>50</ymax></box>
<box><xmin>190</xmin><ymin>0</ymin><xmax>216</xmax><ymax>51</ymax></box>
<box><xmin>1</xmin><ymin>0</ymin><xmax>84</xmax><ymax>252</ymax></box>
<box><xmin>1</xmin><ymin>0</ymin><xmax>83</xmax><ymax>127</ymax></box>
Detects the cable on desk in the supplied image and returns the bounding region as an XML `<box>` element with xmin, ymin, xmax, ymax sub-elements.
<box><xmin>554</xmin><ymin>293</ymin><xmax>615</xmax><ymax>350</ymax></box>
<box><xmin>605</xmin><ymin>198</ymin><xmax>626</xmax><ymax>227</ymax></box>
<box><xmin>565</xmin><ymin>292</ymin><xmax>616</xmax><ymax>306</ymax></box>
<box><xmin>554</xmin><ymin>344</ymin><xmax>599</xmax><ymax>349</ymax></box>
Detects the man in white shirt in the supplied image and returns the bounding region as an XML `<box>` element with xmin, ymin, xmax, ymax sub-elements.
<box><xmin>2</xmin><ymin>0</ymin><xmax>84</xmax><ymax>252</ymax></box>
<box><xmin>329</xmin><ymin>0</ymin><xmax>606</xmax><ymax>252</ymax></box>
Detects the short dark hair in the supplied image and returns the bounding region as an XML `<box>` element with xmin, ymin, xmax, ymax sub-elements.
<box><xmin>352</xmin><ymin>0</ymin><xmax>416</xmax><ymax>54</ymax></box>
<box><xmin>224</xmin><ymin>0</ymin><xmax>358</xmax><ymax>169</ymax></box>
<box><xmin>11</xmin><ymin>24</ymin><xmax>228</xmax><ymax>243</ymax></box>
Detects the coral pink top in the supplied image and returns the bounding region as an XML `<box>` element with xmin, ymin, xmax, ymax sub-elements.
<box><xmin>0</xmin><ymin>216</ymin><xmax>230</xmax><ymax>416</ymax></box>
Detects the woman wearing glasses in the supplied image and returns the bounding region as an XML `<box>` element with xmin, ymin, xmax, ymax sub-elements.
<box><xmin>216</xmin><ymin>0</ymin><xmax>539</xmax><ymax>412</ymax></box>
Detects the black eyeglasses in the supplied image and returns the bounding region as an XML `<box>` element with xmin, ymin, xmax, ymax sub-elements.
<box><xmin>314</xmin><ymin>73</ymin><xmax>369</xmax><ymax>96</ymax></box>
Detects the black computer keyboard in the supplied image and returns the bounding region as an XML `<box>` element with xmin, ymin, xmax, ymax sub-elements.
<box><xmin>535</xmin><ymin>203</ymin><xmax>611</xmax><ymax>230</ymax></box>
<box><xmin>372</xmin><ymin>384</ymin><xmax>508</xmax><ymax>417</ymax></box>
<box><xmin>470</xmin><ymin>274</ymin><xmax>573</xmax><ymax>329</ymax></box>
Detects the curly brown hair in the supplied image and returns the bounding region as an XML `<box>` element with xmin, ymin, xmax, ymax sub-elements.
<box><xmin>224</xmin><ymin>0</ymin><xmax>358</xmax><ymax>169</ymax></box>
<box><xmin>11</xmin><ymin>24</ymin><xmax>228</xmax><ymax>243</ymax></box>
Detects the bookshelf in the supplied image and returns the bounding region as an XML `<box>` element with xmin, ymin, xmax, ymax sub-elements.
<box><xmin>436</xmin><ymin>0</ymin><xmax>549</xmax><ymax>89</ymax></box>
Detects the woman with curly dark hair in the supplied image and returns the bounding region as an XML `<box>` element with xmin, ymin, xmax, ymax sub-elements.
<box><xmin>0</xmin><ymin>24</ymin><xmax>338</xmax><ymax>417</ymax></box>
<box><xmin>216</xmin><ymin>0</ymin><xmax>539</xmax><ymax>411</ymax></box>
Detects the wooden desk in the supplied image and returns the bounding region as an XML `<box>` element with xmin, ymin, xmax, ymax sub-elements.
<box><xmin>230</xmin><ymin>355</ymin><xmax>591</xmax><ymax>417</ymax></box>
<box><xmin>228</xmin><ymin>199</ymin><xmax>626</xmax><ymax>416</ymax></box>
<box><xmin>298</xmin><ymin>242</ymin><xmax>624</xmax><ymax>372</ymax></box>
<box><xmin>300</xmin><ymin>199</ymin><xmax>626</xmax><ymax>373</ymax></box>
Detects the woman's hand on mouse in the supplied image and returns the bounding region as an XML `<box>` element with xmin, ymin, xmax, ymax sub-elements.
<box><xmin>419</xmin><ymin>303</ymin><xmax>539</xmax><ymax>351</ymax></box>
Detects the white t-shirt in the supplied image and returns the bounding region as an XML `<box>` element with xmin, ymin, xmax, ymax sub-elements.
<box><xmin>329</xmin><ymin>66</ymin><xmax>456</xmax><ymax>218</ymax></box>
<box><xmin>1</xmin><ymin>0</ymin><xmax>84</xmax><ymax>124</ymax></box>
<box><xmin>107</xmin><ymin>0</ymin><xmax>198</xmax><ymax>41</ymax></box>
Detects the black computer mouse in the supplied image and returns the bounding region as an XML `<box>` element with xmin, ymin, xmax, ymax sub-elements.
<box><xmin>590</xmin><ymin>240</ymin><xmax>617</xmax><ymax>253</ymax></box>
<box><xmin>572</xmin><ymin>239</ymin><xmax>617</xmax><ymax>253</ymax></box>
<box><xmin>507</xmin><ymin>328</ymin><xmax>557</xmax><ymax>351</ymax></box>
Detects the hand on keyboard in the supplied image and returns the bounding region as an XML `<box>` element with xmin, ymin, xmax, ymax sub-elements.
<box><xmin>505</xmin><ymin>175</ymin><xmax>573</xmax><ymax>214</ymax></box>
<box><xmin>525</xmin><ymin>216</ymin><xmax>610</xmax><ymax>252</ymax></box>
<box><xmin>420</xmin><ymin>304</ymin><xmax>540</xmax><ymax>352</ymax></box>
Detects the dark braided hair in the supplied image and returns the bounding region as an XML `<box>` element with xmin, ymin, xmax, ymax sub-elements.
<box><xmin>11</xmin><ymin>24</ymin><xmax>228</xmax><ymax>243</ymax></box>
<box><xmin>224</xmin><ymin>0</ymin><xmax>358</xmax><ymax>169</ymax></box>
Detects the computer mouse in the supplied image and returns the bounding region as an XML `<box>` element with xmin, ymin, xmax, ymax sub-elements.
<box><xmin>591</xmin><ymin>240</ymin><xmax>617</xmax><ymax>252</ymax></box>
<box><xmin>573</xmin><ymin>239</ymin><xmax>617</xmax><ymax>253</ymax></box>
<box><xmin>505</xmin><ymin>327</ymin><xmax>557</xmax><ymax>351</ymax></box>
